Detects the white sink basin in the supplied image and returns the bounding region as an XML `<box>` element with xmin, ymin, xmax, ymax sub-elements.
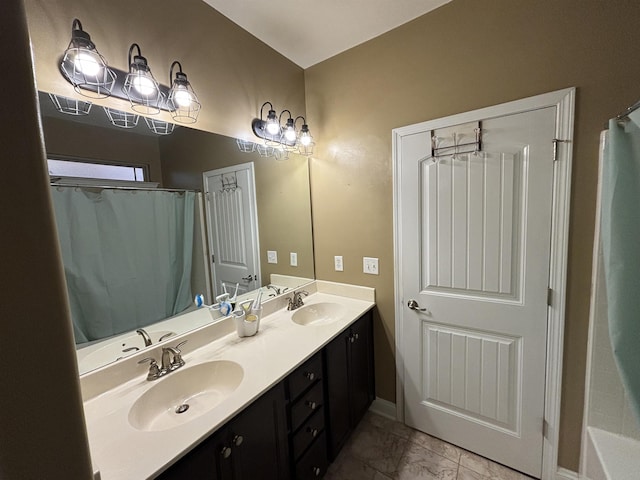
<box><xmin>291</xmin><ymin>302</ymin><xmax>346</xmax><ymax>326</ymax></box>
<box><xmin>128</xmin><ymin>360</ymin><xmax>244</xmax><ymax>432</ymax></box>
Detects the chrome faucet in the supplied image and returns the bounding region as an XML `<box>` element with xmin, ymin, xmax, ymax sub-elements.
<box><xmin>287</xmin><ymin>290</ymin><xmax>309</xmax><ymax>311</ymax></box>
<box><xmin>136</xmin><ymin>328</ymin><xmax>152</xmax><ymax>347</ymax></box>
<box><xmin>138</xmin><ymin>340</ymin><xmax>188</xmax><ymax>381</ymax></box>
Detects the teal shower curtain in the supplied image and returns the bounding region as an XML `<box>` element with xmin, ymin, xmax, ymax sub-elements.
<box><xmin>601</xmin><ymin>117</ymin><xmax>640</xmax><ymax>423</ymax></box>
<box><xmin>51</xmin><ymin>187</ymin><xmax>196</xmax><ymax>344</ymax></box>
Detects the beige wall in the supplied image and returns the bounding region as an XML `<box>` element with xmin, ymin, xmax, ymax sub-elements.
<box><xmin>159</xmin><ymin>127</ymin><xmax>315</xmax><ymax>281</ymax></box>
<box><xmin>24</xmin><ymin>0</ymin><xmax>306</xmax><ymax>140</ymax></box>
<box><xmin>42</xmin><ymin>116</ymin><xmax>164</xmax><ymax>183</ymax></box>
<box><xmin>304</xmin><ymin>0</ymin><xmax>640</xmax><ymax>470</ymax></box>
<box><xmin>0</xmin><ymin>0</ymin><xmax>93</xmax><ymax>477</ymax></box>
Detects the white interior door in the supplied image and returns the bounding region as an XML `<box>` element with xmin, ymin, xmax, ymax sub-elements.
<box><xmin>203</xmin><ymin>163</ymin><xmax>260</xmax><ymax>299</ymax></box>
<box><xmin>398</xmin><ymin>106</ymin><xmax>557</xmax><ymax>477</ymax></box>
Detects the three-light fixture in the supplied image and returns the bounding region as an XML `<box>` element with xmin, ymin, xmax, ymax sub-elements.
<box><xmin>58</xmin><ymin>19</ymin><xmax>201</xmax><ymax>130</ymax></box>
<box><xmin>250</xmin><ymin>102</ymin><xmax>315</xmax><ymax>157</ymax></box>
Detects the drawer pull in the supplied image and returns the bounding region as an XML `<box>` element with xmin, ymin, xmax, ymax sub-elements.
<box><xmin>233</xmin><ymin>435</ymin><xmax>243</xmax><ymax>447</ymax></box>
<box><xmin>304</xmin><ymin>371</ymin><xmax>316</xmax><ymax>381</ymax></box>
<box><xmin>306</xmin><ymin>400</ymin><xmax>317</xmax><ymax>410</ymax></box>
<box><xmin>221</xmin><ymin>446</ymin><xmax>232</xmax><ymax>459</ymax></box>
<box><xmin>312</xmin><ymin>466</ymin><xmax>321</xmax><ymax>476</ymax></box>
<box><xmin>307</xmin><ymin>427</ymin><xmax>319</xmax><ymax>437</ymax></box>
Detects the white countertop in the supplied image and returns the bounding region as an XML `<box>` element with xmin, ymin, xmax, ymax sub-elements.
<box><xmin>82</xmin><ymin>281</ymin><xmax>375</xmax><ymax>480</ymax></box>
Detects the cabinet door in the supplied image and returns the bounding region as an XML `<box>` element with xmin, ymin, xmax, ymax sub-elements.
<box><xmin>230</xmin><ymin>382</ymin><xmax>290</xmax><ymax>480</ymax></box>
<box><xmin>156</xmin><ymin>427</ymin><xmax>226</xmax><ymax>480</ymax></box>
<box><xmin>349</xmin><ymin>311</ymin><xmax>375</xmax><ymax>426</ymax></box>
<box><xmin>324</xmin><ymin>328</ymin><xmax>351</xmax><ymax>461</ymax></box>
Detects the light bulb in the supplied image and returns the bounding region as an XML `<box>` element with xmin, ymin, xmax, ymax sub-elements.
<box><xmin>132</xmin><ymin>74</ymin><xmax>156</xmax><ymax>96</ymax></box>
<box><xmin>173</xmin><ymin>87</ymin><xmax>193</xmax><ymax>108</ymax></box>
<box><xmin>266</xmin><ymin>120</ymin><xmax>280</xmax><ymax>135</ymax></box>
<box><xmin>300</xmin><ymin>131</ymin><xmax>312</xmax><ymax>146</ymax></box>
<box><xmin>74</xmin><ymin>51</ymin><xmax>101</xmax><ymax>76</ymax></box>
<box><xmin>284</xmin><ymin>127</ymin><xmax>297</xmax><ymax>142</ymax></box>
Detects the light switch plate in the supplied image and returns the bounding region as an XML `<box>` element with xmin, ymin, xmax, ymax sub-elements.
<box><xmin>267</xmin><ymin>250</ymin><xmax>278</xmax><ymax>264</ymax></box>
<box><xmin>363</xmin><ymin>257</ymin><xmax>379</xmax><ymax>275</ymax></box>
<box><xmin>290</xmin><ymin>252</ymin><xmax>298</xmax><ymax>267</ymax></box>
<box><xmin>334</xmin><ymin>256</ymin><xmax>344</xmax><ymax>271</ymax></box>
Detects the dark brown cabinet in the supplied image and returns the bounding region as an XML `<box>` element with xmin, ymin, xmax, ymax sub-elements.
<box><xmin>156</xmin><ymin>309</ymin><xmax>375</xmax><ymax>480</ymax></box>
<box><xmin>324</xmin><ymin>311</ymin><xmax>375</xmax><ymax>460</ymax></box>
<box><xmin>157</xmin><ymin>382</ymin><xmax>289</xmax><ymax>480</ymax></box>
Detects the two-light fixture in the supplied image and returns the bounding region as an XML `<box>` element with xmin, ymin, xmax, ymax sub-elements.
<box><xmin>58</xmin><ymin>19</ymin><xmax>201</xmax><ymax>133</ymax></box>
<box><xmin>246</xmin><ymin>102</ymin><xmax>314</xmax><ymax>158</ymax></box>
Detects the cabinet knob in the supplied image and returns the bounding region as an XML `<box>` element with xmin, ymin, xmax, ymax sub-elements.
<box><xmin>221</xmin><ymin>446</ymin><xmax>232</xmax><ymax>459</ymax></box>
<box><xmin>349</xmin><ymin>335</ymin><xmax>355</xmax><ymax>343</ymax></box>
<box><xmin>304</xmin><ymin>371</ymin><xmax>316</xmax><ymax>381</ymax></box>
<box><xmin>306</xmin><ymin>400</ymin><xmax>317</xmax><ymax>410</ymax></box>
<box><xmin>307</xmin><ymin>427</ymin><xmax>319</xmax><ymax>437</ymax></box>
<box><xmin>233</xmin><ymin>435</ymin><xmax>243</xmax><ymax>447</ymax></box>
<box><xmin>312</xmin><ymin>466</ymin><xmax>321</xmax><ymax>476</ymax></box>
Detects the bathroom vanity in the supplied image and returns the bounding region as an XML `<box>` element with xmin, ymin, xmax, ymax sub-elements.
<box><xmin>80</xmin><ymin>281</ymin><xmax>375</xmax><ymax>479</ymax></box>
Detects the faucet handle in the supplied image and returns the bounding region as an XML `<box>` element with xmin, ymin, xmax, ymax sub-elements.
<box><xmin>170</xmin><ymin>340</ymin><xmax>188</xmax><ymax>368</ymax></box>
<box><xmin>138</xmin><ymin>357</ymin><xmax>161</xmax><ymax>380</ymax></box>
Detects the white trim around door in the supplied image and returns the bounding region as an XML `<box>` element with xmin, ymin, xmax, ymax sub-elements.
<box><xmin>392</xmin><ymin>87</ymin><xmax>575</xmax><ymax>479</ymax></box>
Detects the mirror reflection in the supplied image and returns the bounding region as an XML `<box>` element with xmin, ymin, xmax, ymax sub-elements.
<box><xmin>39</xmin><ymin>91</ymin><xmax>315</xmax><ymax>374</ymax></box>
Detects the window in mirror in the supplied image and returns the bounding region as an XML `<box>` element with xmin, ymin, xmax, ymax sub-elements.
<box><xmin>48</xmin><ymin>158</ymin><xmax>147</xmax><ymax>182</ymax></box>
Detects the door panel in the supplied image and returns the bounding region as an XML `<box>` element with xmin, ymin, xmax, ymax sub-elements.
<box><xmin>204</xmin><ymin>164</ymin><xmax>260</xmax><ymax>298</ymax></box>
<box><xmin>401</xmin><ymin>107</ymin><xmax>556</xmax><ymax>477</ymax></box>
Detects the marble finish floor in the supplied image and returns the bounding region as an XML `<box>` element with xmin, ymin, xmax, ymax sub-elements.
<box><xmin>326</xmin><ymin>412</ymin><xmax>535</xmax><ymax>480</ymax></box>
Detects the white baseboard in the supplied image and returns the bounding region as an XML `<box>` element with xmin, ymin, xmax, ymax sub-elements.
<box><xmin>556</xmin><ymin>467</ymin><xmax>579</xmax><ymax>480</ymax></box>
<box><xmin>369</xmin><ymin>398</ymin><xmax>397</xmax><ymax>421</ymax></box>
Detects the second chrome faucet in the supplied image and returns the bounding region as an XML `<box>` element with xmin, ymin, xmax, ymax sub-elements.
<box><xmin>138</xmin><ymin>340</ymin><xmax>188</xmax><ymax>381</ymax></box>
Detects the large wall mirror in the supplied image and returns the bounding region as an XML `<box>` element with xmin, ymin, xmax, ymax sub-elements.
<box><xmin>39</xmin><ymin>91</ymin><xmax>315</xmax><ymax>375</ymax></box>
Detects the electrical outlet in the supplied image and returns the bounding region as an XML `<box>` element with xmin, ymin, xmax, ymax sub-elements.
<box><xmin>334</xmin><ymin>255</ymin><xmax>344</xmax><ymax>272</ymax></box>
<box><xmin>290</xmin><ymin>252</ymin><xmax>298</xmax><ymax>267</ymax></box>
<box><xmin>363</xmin><ymin>257</ymin><xmax>379</xmax><ymax>275</ymax></box>
<box><xmin>267</xmin><ymin>250</ymin><xmax>278</xmax><ymax>264</ymax></box>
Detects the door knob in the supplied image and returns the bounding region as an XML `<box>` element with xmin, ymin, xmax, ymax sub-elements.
<box><xmin>241</xmin><ymin>275</ymin><xmax>255</xmax><ymax>282</ymax></box>
<box><xmin>407</xmin><ymin>299</ymin><xmax>427</xmax><ymax>311</ymax></box>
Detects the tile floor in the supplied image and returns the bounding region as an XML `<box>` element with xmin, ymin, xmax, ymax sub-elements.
<box><xmin>325</xmin><ymin>412</ymin><xmax>534</xmax><ymax>480</ymax></box>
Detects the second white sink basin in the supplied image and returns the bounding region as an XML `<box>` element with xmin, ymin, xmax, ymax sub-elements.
<box><xmin>128</xmin><ymin>360</ymin><xmax>244</xmax><ymax>432</ymax></box>
<box><xmin>291</xmin><ymin>302</ymin><xmax>346</xmax><ymax>326</ymax></box>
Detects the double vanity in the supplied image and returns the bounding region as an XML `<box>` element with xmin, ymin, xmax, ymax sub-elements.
<box><xmin>80</xmin><ymin>281</ymin><xmax>375</xmax><ymax>479</ymax></box>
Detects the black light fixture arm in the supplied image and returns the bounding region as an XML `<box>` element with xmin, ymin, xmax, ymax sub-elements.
<box><xmin>260</xmin><ymin>101</ymin><xmax>274</xmax><ymax>120</ymax></box>
<box><xmin>169</xmin><ymin>61</ymin><xmax>183</xmax><ymax>84</ymax></box>
<box><xmin>128</xmin><ymin>43</ymin><xmax>144</xmax><ymax>70</ymax></box>
<box><xmin>294</xmin><ymin>115</ymin><xmax>307</xmax><ymax>127</ymax></box>
<box><xmin>69</xmin><ymin>18</ymin><xmax>93</xmax><ymax>48</ymax></box>
<box><xmin>279</xmin><ymin>109</ymin><xmax>293</xmax><ymax>123</ymax></box>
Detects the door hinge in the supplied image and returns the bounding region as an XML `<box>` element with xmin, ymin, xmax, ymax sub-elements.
<box><xmin>552</xmin><ymin>139</ymin><xmax>570</xmax><ymax>162</ymax></box>
<box><xmin>542</xmin><ymin>418</ymin><xmax>549</xmax><ymax>439</ymax></box>
<box><xmin>211</xmin><ymin>254</ymin><xmax>215</xmax><ymax>263</ymax></box>
<box><xmin>547</xmin><ymin>288</ymin><xmax>553</xmax><ymax>306</ymax></box>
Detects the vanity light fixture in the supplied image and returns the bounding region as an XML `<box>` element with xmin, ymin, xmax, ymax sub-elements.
<box><xmin>103</xmin><ymin>107</ymin><xmax>139</xmax><ymax>128</ymax></box>
<box><xmin>48</xmin><ymin>93</ymin><xmax>92</xmax><ymax>116</ymax></box>
<box><xmin>251</xmin><ymin>101</ymin><xmax>314</xmax><ymax>156</ymax></box>
<box><xmin>123</xmin><ymin>44</ymin><xmax>163</xmax><ymax>115</ymax></box>
<box><xmin>60</xmin><ymin>19</ymin><xmax>116</xmax><ymax>99</ymax></box>
<box><xmin>295</xmin><ymin>116</ymin><xmax>314</xmax><ymax>156</ymax></box>
<box><xmin>144</xmin><ymin>117</ymin><xmax>175</xmax><ymax>135</ymax></box>
<box><xmin>167</xmin><ymin>61</ymin><xmax>201</xmax><ymax>124</ymax></box>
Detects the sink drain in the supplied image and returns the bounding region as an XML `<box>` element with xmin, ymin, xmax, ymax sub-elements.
<box><xmin>175</xmin><ymin>404</ymin><xmax>190</xmax><ymax>414</ymax></box>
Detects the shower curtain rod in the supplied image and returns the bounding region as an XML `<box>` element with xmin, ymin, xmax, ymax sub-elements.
<box><xmin>614</xmin><ymin>99</ymin><xmax>640</xmax><ymax>121</ymax></box>
<box><xmin>50</xmin><ymin>180</ymin><xmax>200</xmax><ymax>194</ymax></box>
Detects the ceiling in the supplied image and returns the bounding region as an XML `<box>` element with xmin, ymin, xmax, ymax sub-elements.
<box><xmin>202</xmin><ymin>0</ymin><xmax>452</xmax><ymax>69</ymax></box>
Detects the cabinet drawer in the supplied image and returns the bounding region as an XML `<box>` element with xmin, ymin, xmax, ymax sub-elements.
<box><xmin>291</xmin><ymin>380</ymin><xmax>323</xmax><ymax>432</ymax></box>
<box><xmin>288</xmin><ymin>352</ymin><xmax>322</xmax><ymax>401</ymax></box>
<box><xmin>294</xmin><ymin>430</ymin><xmax>328</xmax><ymax>480</ymax></box>
<box><xmin>292</xmin><ymin>408</ymin><xmax>325</xmax><ymax>461</ymax></box>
